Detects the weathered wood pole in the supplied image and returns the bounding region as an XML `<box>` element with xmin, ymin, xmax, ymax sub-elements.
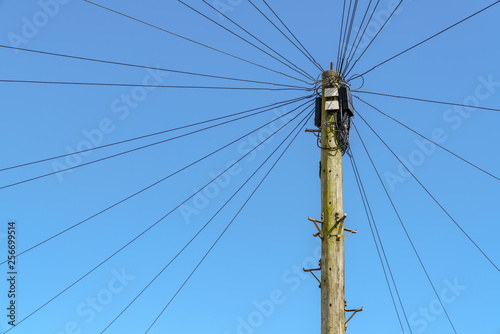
<box><xmin>320</xmin><ymin>69</ymin><xmax>345</xmax><ymax>334</ymax></box>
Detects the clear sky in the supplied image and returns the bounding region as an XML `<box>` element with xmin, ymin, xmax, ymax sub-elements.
<box><xmin>0</xmin><ymin>0</ymin><xmax>499</xmax><ymax>333</ymax></box>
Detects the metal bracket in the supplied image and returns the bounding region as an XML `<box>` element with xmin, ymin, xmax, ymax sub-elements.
<box><xmin>305</xmin><ymin>128</ymin><xmax>320</xmax><ymax>136</ymax></box>
<box><xmin>305</xmin><ymin>129</ymin><xmax>321</xmax><ymax>142</ymax></box>
<box><xmin>345</xmin><ymin>306</ymin><xmax>363</xmax><ymax>330</ymax></box>
<box><xmin>336</xmin><ymin>213</ymin><xmax>347</xmax><ymax>241</ymax></box>
<box><xmin>303</xmin><ymin>267</ymin><xmax>321</xmax><ymax>288</ymax></box>
<box><xmin>308</xmin><ymin>216</ymin><xmax>324</xmax><ymax>239</ymax></box>
<box><xmin>344</xmin><ymin>228</ymin><xmax>358</xmax><ymax>239</ymax></box>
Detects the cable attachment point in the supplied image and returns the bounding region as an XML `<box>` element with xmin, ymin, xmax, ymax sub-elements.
<box><xmin>308</xmin><ymin>216</ymin><xmax>324</xmax><ymax>239</ymax></box>
<box><xmin>303</xmin><ymin>266</ymin><xmax>321</xmax><ymax>288</ymax></box>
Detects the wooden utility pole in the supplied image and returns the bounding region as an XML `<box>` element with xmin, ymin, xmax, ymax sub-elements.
<box><xmin>320</xmin><ymin>69</ymin><xmax>345</xmax><ymax>334</ymax></box>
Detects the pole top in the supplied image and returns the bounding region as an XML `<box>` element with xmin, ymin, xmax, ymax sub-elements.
<box><xmin>322</xmin><ymin>70</ymin><xmax>342</xmax><ymax>87</ymax></box>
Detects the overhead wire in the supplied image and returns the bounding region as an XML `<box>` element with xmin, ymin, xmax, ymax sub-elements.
<box><xmin>339</xmin><ymin>0</ymin><xmax>359</xmax><ymax>72</ymax></box>
<box><xmin>83</xmin><ymin>0</ymin><xmax>311</xmax><ymax>85</ymax></box>
<box><xmin>355</xmin><ymin>96</ymin><xmax>500</xmax><ymax>182</ymax></box>
<box><xmin>344</xmin><ymin>0</ymin><xmax>404</xmax><ymax>78</ymax></box>
<box><xmin>0</xmin><ymin>96</ymin><xmax>310</xmax><ymax>173</ymax></box>
<box><xmin>354</xmin><ymin>109</ymin><xmax>500</xmax><ymax>273</ymax></box>
<box><xmin>0</xmin><ymin>98</ymin><xmax>314</xmax><ymax>265</ymax></box>
<box><xmin>338</xmin><ymin>0</ymin><xmax>354</xmax><ymax>72</ymax></box>
<box><xmin>0</xmin><ymin>44</ymin><xmax>306</xmax><ymax>89</ymax></box>
<box><xmin>3</xmin><ymin>101</ymin><xmax>315</xmax><ymax>333</ymax></box>
<box><xmin>351</xmin><ymin>0</ymin><xmax>500</xmax><ymax>79</ymax></box>
<box><xmin>348</xmin><ymin>150</ymin><xmax>411</xmax><ymax>334</ymax></box>
<box><xmin>201</xmin><ymin>0</ymin><xmax>315</xmax><ymax>82</ymax></box>
<box><xmin>352</xmin><ymin>122</ymin><xmax>459</xmax><ymax>334</ymax></box>
<box><xmin>353</xmin><ymin>89</ymin><xmax>500</xmax><ymax>112</ymax></box>
<box><xmin>177</xmin><ymin>0</ymin><xmax>315</xmax><ymax>82</ymax></box>
<box><xmin>247</xmin><ymin>0</ymin><xmax>323</xmax><ymax>73</ymax></box>
<box><xmin>342</xmin><ymin>0</ymin><xmax>381</xmax><ymax>74</ymax></box>
<box><xmin>4</xmin><ymin>0</ymin><xmax>497</xmax><ymax>331</ymax></box>
<box><xmin>0</xmin><ymin>97</ymin><xmax>314</xmax><ymax>191</ymax></box>
<box><xmin>0</xmin><ymin>79</ymin><xmax>311</xmax><ymax>91</ymax></box>
<box><xmin>144</xmin><ymin>109</ymin><xmax>314</xmax><ymax>334</ymax></box>
<box><xmin>336</xmin><ymin>0</ymin><xmax>348</xmax><ymax>71</ymax></box>
<box><xmin>261</xmin><ymin>0</ymin><xmax>324</xmax><ymax>72</ymax></box>
<box><xmin>341</xmin><ymin>0</ymin><xmax>374</xmax><ymax>73</ymax></box>
<box><xmin>101</xmin><ymin>106</ymin><xmax>313</xmax><ymax>333</ymax></box>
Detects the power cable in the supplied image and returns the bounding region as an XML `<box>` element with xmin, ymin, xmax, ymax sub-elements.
<box><xmin>338</xmin><ymin>0</ymin><xmax>354</xmax><ymax>72</ymax></box>
<box><xmin>0</xmin><ymin>44</ymin><xmax>306</xmax><ymax>89</ymax></box>
<box><xmin>83</xmin><ymin>0</ymin><xmax>311</xmax><ymax>85</ymax></box>
<box><xmin>177</xmin><ymin>0</ymin><xmax>315</xmax><ymax>82</ymax></box>
<box><xmin>261</xmin><ymin>0</ymin><xmax>324</xmax><ymax>72</ymax></box>
<box><xmin>0</xmin><ymin>96</ymin><xmax>310</xmax><ymax>172</ymax></box>
<box><xmin>355</xmin><ymin>96</ymin><xmax>500</xmax><ymax>182</ymax></box>
<box><xmin>0</xmin><ymin>78</ymin><xmax>311</xmax><ymax>91</ymax></box>
<box><xmin>0</xmin><ymin>96</ymin><xmax>313</xmax><ymax>191</ymax></box>
<box><xmin>354</xmin><ymin>110</ymin><xmax>500</xmax><ymax>273</ymax></box>
<box><xmin>352</xmin><ymin>122</ymin><xmax>458</xmax><ymax>334</ymax></box>
<box><xmin>101</xmin><ymin>106</ymin><xmax>313</xmax><ymax>333</ymax></box>
<box><xmin>353</xmin><ymin>89</ymin><xmax>500</xmax><ymax>112</ymax></box>
<box><xmin>201</xmin><ymin>0</ymin><xmax>315</xmax><ymax>82</ymax></box>
<box><xmin>339</xmin><ymin>0</ymin><xmax>359</xmax><ymax>72</ymax></box>
<box><xmin>2</xmin><ymin>102</ymin><xmax>314</xmax><ymax>333</ymax></box>
<box><xmin>0</xmin><ymin>98</ymin><xmax>314</xmax><ymax>266</ymax></box>
<box><xmin>342</xmin><ymin>0</ymin><xmax>381</xmax><ymax>74</ymax></box>
<box><xmin>247</xmin><ymin>0</ymin><xmax>322</xmax><ymax>73</ymax></box>
<box><xmin>351</xmin><ymin>0</ymin><xmax>500</xmax><ymax>79</ymax></box>
<box><xmin>345</xmin><ymin>0</ymin><xmax>404</xmax><ymax>78</ymax></box>
<box><xmin>348</xmin><ymin>150</ymin><xmax>411</xmax><ymax>334</ymax></box>
<box><xmin>336</xmin><ymin>0</ymin><xmax>348</xmax><ymax>71</ymax></box>
<box><xmin>342</xmin><ymin>0</ymin><xmax>374</xmax><ymax>73</ymax></box>
<box><xmin>144</xmin><ymin>110</ymin><xmax>313</xmax><ymax>334</ymax></box>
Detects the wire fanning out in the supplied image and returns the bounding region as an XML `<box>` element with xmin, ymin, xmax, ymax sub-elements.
<box><xmin>351</xmin><ymin>0</ymin><xmax>500</xmax><ymax>79</ymax></box>
<box><xmin>342</xmin><ymin>0</ymin><xmax>375</xmax><ymax>73</ymax></box>
<box><xmin>354</xmin><ymin>108</ymin><xmax>500</xmax><ymax>273</ymax></box>
<box><xmin>0</xmin><ymin>96</ymin><xmax>310</xmax><ymax>173</ymax></box>
<box><xmin>339</xmin><ymin>0</ymin><xmax>359</xmax><ymax>72</ymax></box>
<box><xmin>342</xmin><ymin>0</ymin><xmax>381</xmax><ymax>74</ymax></box>
<box><xmin>348</xmin><ymin>151</ymin><xmax>411</xmax><ymax>334</ymax></box>
<box><xmin>0</xmin><ymin>44</ymin><xmax>307</xmax><ymax>89</ymax></box>
<box><xmin>344</xmin><ymin>0</ymin><xmax>404</xmax><ymax>78</ymax></box>
<box><xmin>260</xmin><ymin>0</ymin><xmax>324</xmax><ymax>72</ymax></box>
<box><xmin>83</xmin><ymin>0</ymin><xmax>311</xmax><ymax>85</ymax></box>
<box><xmin>352</xmin><ymin>122</ymin><xmax>458</xmax><ymax>334</ymax></box>
<box><xmin>0</xmin><ymin>97</ymin><xmax>313</xmax><ymax>191</ymax></box>
<box><xmin>201</xmin><ymin>0</ymin><xmax>314</xmax><ymax>82</ymax></box>
<box><xmin>336</xmin><ymin>0</ymin><xmax>348</xmax><ymax>71</ymax></box>
<box><xmin>102</xmin><ymin>108</ymin><xmax>314</xmax><ymax>333</ymax></box>
<box><xmin>354</xmin><ymin>95</ymin><xmax>500</xmax><ymax>182</ymax></box>
<box><xmin>354</xmin><ymin>89</ymin><xmax>500</xmax><ymax>112</ymax></box>
<box><xmin>0</xmin><ymin>98</ymin><xmax>314</xmax><ymax>265</ymax></box>
<box><xmin>143</xmin><ymin>110</ymin><xmax>314</xmax><ymax>334</ymax></box>
<box><xmin>3</xmin><ymin>101</ymin><xmax>315</xmax><ymax>333</ymax></box>
<box><xmin>247</xmin><ymin>0</ymin><xmax>322</xmax><ymax>74</ymax></box>
<box><xmin>177</xmin><ymin>0</ymin><xmax>315</xmax><ymax>82</ymax></box>
<box><xmin>0</xmin><ymin>79</ymin><xmax>311</xmax><ymax>91</ymax></box>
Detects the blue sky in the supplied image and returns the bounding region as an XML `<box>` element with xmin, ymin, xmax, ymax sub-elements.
<box><xmin>0</xmin><ymin>0</ymin><xmax>499</xmax><ymax>333</ymax></box>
